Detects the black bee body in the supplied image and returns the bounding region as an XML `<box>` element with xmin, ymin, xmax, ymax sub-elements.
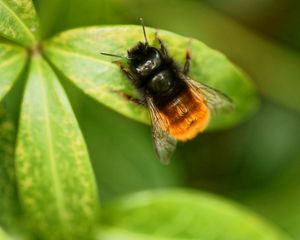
<box><xmin>127</xmin><ymin>42</ymin><xmax>188</xmax><ymax>109</ymax></box>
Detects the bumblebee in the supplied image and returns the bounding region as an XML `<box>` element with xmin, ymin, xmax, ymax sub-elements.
<box><xmin>101</xmin><ymin>19</ymin><xmax>233</xmax><ymax>164</ymax></box>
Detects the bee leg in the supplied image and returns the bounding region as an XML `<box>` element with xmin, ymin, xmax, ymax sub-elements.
<box><xmin>183</xmin><ymin>40</ymin><xmax>192</xmax><ymax>75</ymax></box>
<box><xmin>118</xmin><ymin>92</ymin><xmax>147</xmax><ymax>106</ymax></box>
<box><xmin>113</xmin><ymin>60</ymin><xmax>139</xmax><ymax>86</ymax></box>
<box><xmin>112</xmin><ymin>61</ymin><xmax>146</xmax><ymax>106</ymax></box>
<box><xmin>155</xmin><ymin>31</ymin><xmax>170</xmax><ymax>60</ymax></box>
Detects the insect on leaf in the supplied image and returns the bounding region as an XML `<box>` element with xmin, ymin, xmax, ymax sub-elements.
<box><xmin>44</xmin><ymin>26</ymin><xmax>259</xmax><ymax>131</ymax></box>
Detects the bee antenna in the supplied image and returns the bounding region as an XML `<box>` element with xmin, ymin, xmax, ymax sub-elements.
<box><xmin>139</xmin><ymin>17</ymin><xmax>148</xmax><ymax>45</ymax></box>
<box><xmin>100</xmin><ymin>52</ymin><xmax>131</xmax><ymax>60</ymax></box>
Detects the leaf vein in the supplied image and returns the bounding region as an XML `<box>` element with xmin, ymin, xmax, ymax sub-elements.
<box><xmin>45</xmin><ymin>45</ymin><xmax>117</xmax><ymax>68</ymax></box>
<box><xmin>36</xmin><ymin>60</ymin><xmax>68</xmax><ymax>225</ymax></box>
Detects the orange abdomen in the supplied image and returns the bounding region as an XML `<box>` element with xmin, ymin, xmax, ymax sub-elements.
<box><xmin>160</xmin><ymin>89</ymin><xmax>210</xmax><ymax>141</ymax></box>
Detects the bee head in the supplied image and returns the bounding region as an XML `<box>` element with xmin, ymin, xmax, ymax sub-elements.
<box><xmin>128</xmin><ymin>43</ymin><xmax>162</xmax><ymax>77</ymax></box>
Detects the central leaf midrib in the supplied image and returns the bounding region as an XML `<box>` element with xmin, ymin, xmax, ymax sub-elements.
<box><xmin>36</xmin><ymin>60</ymin><xmax>68</xmax><ymax>226</ymax></box>
<box><xmin>0</xmin><ymin>1</ymin><xmax>36</xmax><ymax>44</ymax></box>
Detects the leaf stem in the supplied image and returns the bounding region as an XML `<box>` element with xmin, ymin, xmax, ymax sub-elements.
<box><xmin>27</xmin><ymin>43</ymin><xmax>43</xmax><ymax>57</ymax></box>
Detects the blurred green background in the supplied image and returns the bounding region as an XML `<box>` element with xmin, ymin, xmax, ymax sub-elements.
<box><xmin>31</xmin><ymin>0</ymin><xmax>300</xmax><ymax>238</ymax></box>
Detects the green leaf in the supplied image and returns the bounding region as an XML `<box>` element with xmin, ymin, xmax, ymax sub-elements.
<box><xmin>0</xmin><ymin>104</ymin><xmax>19</xmax><ymax>230</ymax></box>
<box><xmin>0</xmin><ymin>0</ymin><xmax>40</xmax><ymax>46</ymax></box>
<box><xmin>97</xmin><ymin>227</ymin><xmax>178</xmax><ymax>240</ymax></box>
<box><xmin>116</xmin><ymin>0</ymin><xmax>300</xmax><ymax>112</ymax></box>
<box><xmin>44</xmin><ymin>26</ymin><xmax>259</xmax><ymax>130</ymax></box>
<box><xmin>16</xmin><ymin>54</ymin><xmax>99</xmax><ymax>240</ymax></box>
<box><xmin>0</xmin><ymin>227</ymin><xmax>9</xmax><ymax>240</ymax></box>
<box><xmin>0</xmin><ymin>43</ymin><xmax>27</xmax><ymax>102</ymax></box>
<box><xmin>100</xmin><ymin>190</ymin><xmax>291</xmax><ymax>240</ymax></box>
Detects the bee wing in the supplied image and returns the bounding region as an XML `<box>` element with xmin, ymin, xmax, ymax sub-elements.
<box><xmin>146</xmin><ymin>97</ymin><xmax>177</xmax><ymax>165</ymax></box>
<box><xmin>183</xmin><ymin>74</ymin><xmax>234</xmax><ymax>112</ymax></box>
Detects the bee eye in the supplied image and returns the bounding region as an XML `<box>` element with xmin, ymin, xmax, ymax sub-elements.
<box><xmin>148</xmin><ymin>70</ymin><xmax>173</xmax><ymax>94</ymax></box>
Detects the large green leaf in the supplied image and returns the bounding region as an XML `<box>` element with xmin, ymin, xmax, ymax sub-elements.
<box><xmin>0</xmin><ymin>0</ymin><xmax>39</xmax><ymax>46</ymax></box>
<box><xmin>112</xmin><ymin>0</ymin><xmax>300</xmax><ymax>112</ymax></box>
<box><xmin>44</xmin><ymin>26</ymin><xmax>258</xmax><ymax>130</ymax></box>
<box><xmin>100</xmin><ymin>190</ymin><xmax>291</xmax><ymax>240</ymax></box>
<box><xmin>16</xmin><ymin>54</ymin><xmax>98</xmax><ymax>239</ymax></box>
<box><xmin>0</xmin><ymin>43</ymin><xmax>27</xmax><ymax>102</ymax></box>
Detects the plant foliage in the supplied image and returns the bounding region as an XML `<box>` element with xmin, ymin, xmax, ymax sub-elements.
<box><xmin>1</xmin><ymin>1</ymin><xmax>288</xmax><ymax>240</ymax></box>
